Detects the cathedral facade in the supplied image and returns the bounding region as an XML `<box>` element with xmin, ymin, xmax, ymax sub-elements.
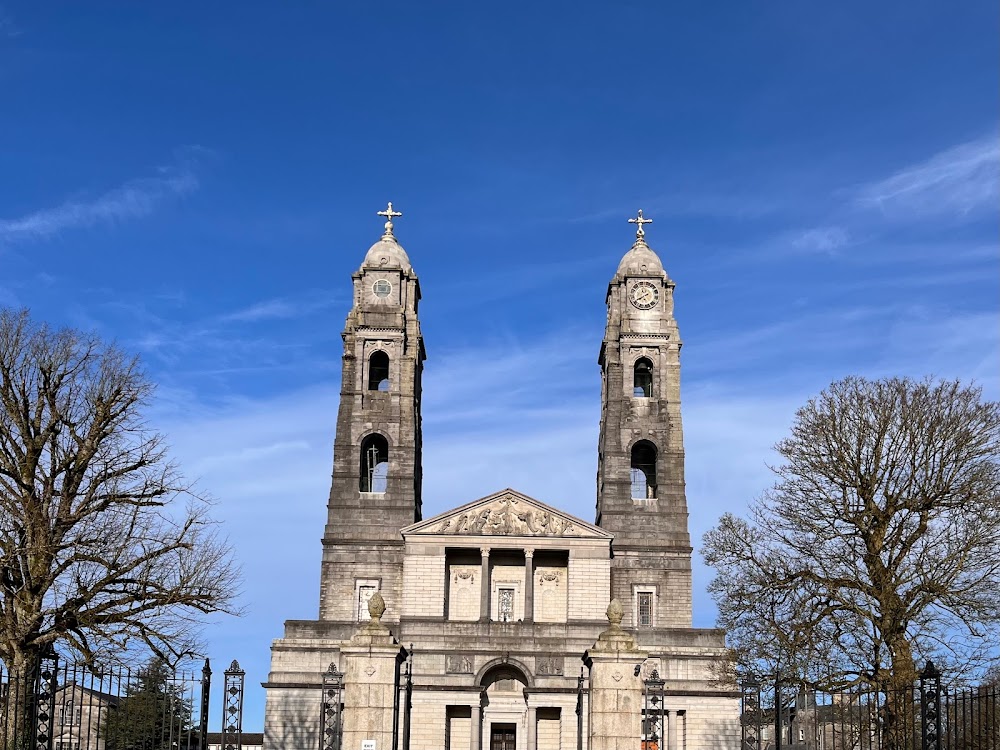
<box><xmin>262</xmin><ymin>207</ymin><xmax>739</xmax><ymax>750</ymax></box>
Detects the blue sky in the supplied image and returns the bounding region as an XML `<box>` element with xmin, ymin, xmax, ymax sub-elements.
<box><xmin>1</xmin><ymin>1</ymin><xmax>997</xmax><ymax>730</ymax></box>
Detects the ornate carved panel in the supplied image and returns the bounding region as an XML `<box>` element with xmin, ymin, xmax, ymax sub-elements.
<box><xmin>446</xmin><ymin>655</ymin><xmax>473</xmax><ymax>674</ymax></box>
<box><xmin>536</xmin><ymin>657</ymin><xmax>564</xmax><ymax>676</ymax></box>
<box><xmin>432</xmin><ymin>494</ymin><xmax>579</xmax><ymax>536</ymax></box>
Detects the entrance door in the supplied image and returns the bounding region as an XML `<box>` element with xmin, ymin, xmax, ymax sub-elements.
<box><xmin>490</xmin><ymin>723</ymin><xmax>517</xmax><ymax>750</ymax></box>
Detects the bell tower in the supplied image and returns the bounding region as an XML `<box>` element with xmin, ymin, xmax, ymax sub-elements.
<box><xmin>318</xmin><ymin>203</ymin><xmax>425</xmax><ymax>622</ymax></box>
<box><xmin>596</xmin><ymin>211</ymin><xmax>692</xmax><ymax>628</ymax></box>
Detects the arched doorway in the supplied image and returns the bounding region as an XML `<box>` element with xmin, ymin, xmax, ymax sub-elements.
<box><xmin>480</xmin><ymin>663</ymin><xmax>529</xmax><ymax>750</ymax></box>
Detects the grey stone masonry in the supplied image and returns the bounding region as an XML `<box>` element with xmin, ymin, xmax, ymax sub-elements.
<box><xmin>318</xmin><ymin>224</ymin><xmax>426</xmax><ymax>621</ymax></box>
<box><xmin>596</xmin><ymin>229</ymin><xmax>693</xmax><ymax>628</ymax></box>
<box><xmin>263</xmin><ymin>212</ymin><xmax>739</xmax><ymax>750</ymax></box>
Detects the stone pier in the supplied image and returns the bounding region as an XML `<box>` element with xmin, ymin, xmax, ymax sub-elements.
<box><xmin>584</xmin><ymin>600</ymin><xmax>648</xmax><ymax>750</ymax></box>
<box><xmin>341</xmin><ymin>593</ymin><xmax>406</xmax><ymax>750</ymax></box>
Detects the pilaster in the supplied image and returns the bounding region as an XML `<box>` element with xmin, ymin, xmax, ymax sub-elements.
<box><xmin>524</xmin><ymin>549</ymin><xmax>534</xmax><ymax>624</ymax></box>
<box><xmin>479</xmin><ymin>547</ymin><xmax>491</xmax><ymax>622</ymax></box>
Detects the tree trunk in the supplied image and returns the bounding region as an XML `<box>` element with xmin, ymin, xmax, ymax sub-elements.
<box><xmin>2</xmin><ymin>647</ymin><xmax>44</xmax><ymax>750</ymax></box>
<box><xmin>882</xmin><ymin>635</ymin><xmax>918</xmax><ymax>750</ymax></box>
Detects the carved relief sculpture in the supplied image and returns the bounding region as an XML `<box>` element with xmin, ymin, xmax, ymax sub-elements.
<box><xmin>434</xmin><ymin>494</ymin><xmax>577</xmax><ymax>536</ymax></box>
<box><xmin>536</xmin><ymin>657</ymin><xmax>564</xmax><ymax>676</ymax></box>
<box><xmin>446</xmin><ymin>655</ymin><xmax>473</xmax><ymax>674</ymax></box>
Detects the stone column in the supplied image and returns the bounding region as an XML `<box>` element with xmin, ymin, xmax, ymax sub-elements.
<box><xmin>471</xmin><ymin>701</ymin><xmax>482</xmax><ymax>750</ymax></box>
<box><xmin>526</xmin><ymin>705</ymin><xmax>537</xmax><ymax>750</ymax></box>
<box><xmin>667</xmin><ymin>710</ymin><xmax>679</xmax><ymax>750</ymax></box>
<box><xmin>480</xmin><ymin>547</ymin><xmax>491</xmax><ymax>622</ymax></box>
<box><xmin>340</xmin><ymin>594</ymin><xmax>406</xmax><ymax>750</ymax></box>
<box><xmin>583</xmin><ymin>599</ymin><xmax>648</xmax><ymax>750</ymax></box>
<box><xmin>523</xmin><ymin>549</ymin><xmax>534</xmax><ymax>623</ymax></box>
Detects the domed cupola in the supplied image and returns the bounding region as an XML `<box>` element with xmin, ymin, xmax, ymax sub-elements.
<box><xmin>361</xmin><ymin>202</ymin><xmax>412</xmax><ymax>272</ymax></box>
<box><xmin>615</xmin><ymin>209</ymin><xmax>666</xmax><ymax>279</ymax></box>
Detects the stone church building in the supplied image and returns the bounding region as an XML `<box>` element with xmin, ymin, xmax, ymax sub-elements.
<box><xmin>263</xmin><ymin>206</ymin><xmax>739</xmax><ymax>749</ymax></box>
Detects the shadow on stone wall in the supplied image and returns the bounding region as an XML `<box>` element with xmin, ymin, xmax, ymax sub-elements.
<box><xmin>263</xmin><ymin>697</ymin><xmax>325</xmax><ymax>750</ymax></box>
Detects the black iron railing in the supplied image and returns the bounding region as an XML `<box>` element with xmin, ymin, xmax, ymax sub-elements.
<box><xmin>740</xmin><ymin>663</ymin><xmax>998</xmax><ymax>750</ymax></box>
<box><xmin>0</xmin><ymin>655</ymin><xmax>214</xmax><ymax>750</ymax></box>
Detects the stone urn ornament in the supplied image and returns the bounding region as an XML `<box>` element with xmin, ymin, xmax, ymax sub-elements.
<box><xmin>606</xmin><ymin>599</ymin><xmax>624</xmax><ymax>632</ymax></box>
<box><xmin>368</xmin><ymin>592</ymin><xmax>386</xmax><ymax>623</ymax></box>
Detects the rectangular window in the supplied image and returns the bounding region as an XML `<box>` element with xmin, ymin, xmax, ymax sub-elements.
<box><xmin>60</xmin><ymin>701</ymin><xmax>82</xmax><ymax>726</ymax></box>
<box><xmin>637</xmin><ymin>591</ymin><xmax>654</xmax><ymax>627</ymax></box>
<box><xmin>498</xmin><ymin>587</ymin><xmax>515</xmax><ymax>622</ymax></box>
<box><xmin>357</xmin><ymin>584</ymin><xmax>377</xmax><ymax>622</ymax></box>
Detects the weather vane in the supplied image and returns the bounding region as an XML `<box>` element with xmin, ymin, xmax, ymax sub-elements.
<box><xmin>628</xmin><ymin>209</ymin><xmax>652</xmax><ymax>240</ymax></box>
<box><xmin>377</xmin><ymin>202</ymin><xmax>402</xmax><ymax>237</ymax></box>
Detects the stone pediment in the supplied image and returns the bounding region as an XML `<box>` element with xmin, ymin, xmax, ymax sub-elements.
<box><xmin>402</xmin><ymin>489</ymin><xmax>612</xmax><ymax>539</ymax></box>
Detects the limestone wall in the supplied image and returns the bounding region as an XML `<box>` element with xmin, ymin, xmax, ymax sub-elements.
<box><xmin>666</xmin><ymin>695</ymin><xmax>742</xmax><ymax>750</ymax></box>
<box><xmin>535</xmin><ymin>565</ymin><xmax>568</xmax><ymax>622</ymax></box>
<box><xmin>568</xmin><ymin>555</ymin><xmax>611</xmax><ymax>620</ymax></box>
<box><xmin>448</xmin><ymin>563</ymin><xmax>481</xmax><ymax>620</ymax></box>
<box><xmin>402</xmin><ymin>548</ymin><xmax>445</xmax><ymax>617</ymax></box>
<box><xmin>409</xmin><ymin>696</ymin><xmax>448</xmax><ymax>750</ymax></box>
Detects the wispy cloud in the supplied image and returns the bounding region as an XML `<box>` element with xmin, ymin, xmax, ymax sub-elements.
<box><xmin>791</xmin><ymin>226</ymin><xmax>852</xmax><ymax>254</ymax></box>
<box><xmin>0</xmin><ymin>6</ymin><xmax>21</xmax><ymax>38</ymax></box>
<box><xmin>0</xmin><ymin>147</ymin><xmax>207</xmax><ymax>245</ymax></box>
<box><xmin>854</xmin><ymin>133</ymin><xmax>1000</xmax><ymax>219</ymax></box>
<box><xmin>219</xmin><ymin>296</ymin><xmax>337</xmax><ymax>323</ymax></box>
<box><xmin>221</xmin><ymin>299</ymin><xmax>300</xmax><ymax>323</ymax></box>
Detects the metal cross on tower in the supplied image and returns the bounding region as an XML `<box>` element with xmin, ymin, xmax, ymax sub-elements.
<box><xmin>377</xmin><ymin>201</ymin><xmax>403</xmax><ymax>236</ymax></box>
<box><xmin>628</xmin><ymin>209</ymin><xmax>653</xmax><ymax>239</ymax></box>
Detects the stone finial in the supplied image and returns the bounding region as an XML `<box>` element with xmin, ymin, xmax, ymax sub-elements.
<box><xmin>368</xmin><ymin>592</ymin><xmax>386</xmax><ymax>622</ymax></box>
<box><xmin>607</xmin><ymin>599</ymin><xmax>624</xmax><ymax>628</ymax></box>
<box><xmin>587</xmin><ymin>598</ymin><xmax>638</xmax><ymax>653</ymax></box>
<box><xmin>350</xmin><ymin>591</ymin><xmax>396</xmax><ymax>645</ymax></box>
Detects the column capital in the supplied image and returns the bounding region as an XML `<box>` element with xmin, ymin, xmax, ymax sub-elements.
<box><xmin>524</xmin><ymin>549</ymin><xmax>534</xmax><ymax>559</ymax></box>
<box><xmin>480</xmin><ymin>546</ymin><xmax>490</xmax><ymax>558</ymax></box>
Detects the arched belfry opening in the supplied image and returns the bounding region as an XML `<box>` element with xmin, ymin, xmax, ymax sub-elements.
<box><xmin>360</xmin><ymin>434</ymin><xmax>389</xmax><ymax>493</ymax></box>
<box><xmin>630</xmin><ymin>440</ymin><xmax>657</xmax><ymax>499</ymax></box>
<box><xmin>367</xmin><ymin>350</ymin><xmax>390</xmax><ymax>391</ymax></box>
<box><xmin>633</xmin><ymin>357</ymin><xmax>653</xmax><ymax>398</ymax></box>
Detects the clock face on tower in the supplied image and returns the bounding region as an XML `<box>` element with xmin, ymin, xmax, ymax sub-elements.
<box><xmin>372</xmin><ymin>280</ymin><xmax>392</xmax><ymax>299</ymax></box>
<box><xmin>630</xmin><ymin>281</ymin><xmax>659</xmax><ymax>310</ymax></box>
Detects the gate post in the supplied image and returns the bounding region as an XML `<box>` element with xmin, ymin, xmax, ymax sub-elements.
<box><xmin>222</xmin><ymin>659</ymin><xmax>246</xmax><ymax>750</ymax></box>
<box><xmin>741</xmin><ymin>679</ymin><xmax>762</xmax><ymax>750</ymax></box>
<box><xmin>321</xmin><ymin>663</ymin><xmax>345</xmax><ymax>750</ymax></box>
<box><xmin>32</xmin><ymin>646</ymin><xmax>58</xmax><ymax>750</ymax></box>
<box><xmin>582</xmin><ymin>600</ymin><xmax>648</xmax><ymax>750</ymax></box>
<box><xmin>400</xmin><ymin>645</ymin><xmax>413</xmax><ymax>750</ymax></box>
<box><xmin>340</xmin><ymin>594</ymin><xmax>406</xmax><ymax>750</ymax></box>
<box><xmin>643</xmin><ymin>669</ymin><xmax>666</xmax><ymax>749</ymax></box>
<box><xmin>200</xmin><ymin>658</ymin><xmax>212</xmax><ymax>750</ymax></box>
<box><xmin>920</xmin><ymin>661</ymin><xmax>942</xmax><ymax>750</ymax></box>
<box><xmin>774</xmin><ymin>679</ymin><xmax>782</xmax><ymax>750</ymax></box>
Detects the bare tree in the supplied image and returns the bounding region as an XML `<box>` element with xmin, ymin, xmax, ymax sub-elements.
<box><xmin>0</xmin><ymin>309</ymin><xmax>240</xmax><ymax>744</ymax></box>
<box><xmin>703</xmin><ymin>376</ymin><xmax>1000</xmax><ymax>699</ymax></box>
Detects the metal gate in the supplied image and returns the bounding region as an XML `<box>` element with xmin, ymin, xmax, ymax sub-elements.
<box><xmin>0</xmin><ymin>651</ymin><xmax>235</xmax><ymax>750</ymax></box>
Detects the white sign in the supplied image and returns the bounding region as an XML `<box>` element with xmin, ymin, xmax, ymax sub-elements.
<box><xmin>361</xmin><ymin>742</ymin><xmax>376</xmax><ymax>750</ymax></box>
